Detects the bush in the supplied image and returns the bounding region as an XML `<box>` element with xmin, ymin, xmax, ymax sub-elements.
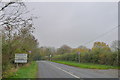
<box><xmin>52</xmin><ymin>50</ymin><xmax>118</xmax><ymax>66</ymax></box>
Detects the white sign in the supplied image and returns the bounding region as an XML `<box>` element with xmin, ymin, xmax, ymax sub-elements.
<box><xmin>15</xmin><ymin>54</ymin><xmax>28</xmax><ymax>63</ymax></box>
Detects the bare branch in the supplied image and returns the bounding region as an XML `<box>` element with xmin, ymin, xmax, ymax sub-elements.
<box><xmin>0</xmin><ymin>2</ymin><xmax>15</xmax><ymax>11</ymax></box>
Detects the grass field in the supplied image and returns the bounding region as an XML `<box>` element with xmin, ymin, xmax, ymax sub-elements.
<box><xmin>9</xmin><ymin>61</ymin><xmax>38</xmax><ymax>78</ymax></box>
<box><xmin>52</xmin><ymin>61</ymin><xmax>118</xmax><ymax>69</ymax></box>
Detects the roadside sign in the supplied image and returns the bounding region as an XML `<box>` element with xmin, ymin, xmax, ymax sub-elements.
<box><xmin>28</xmin><ymin>51</ymin><xmax>32</xmax><ymax>54</ymax></box>
<box><xmin>15</xmin><ymin>54</ymin><xmax>28</xmax><ymax>63</ymax></box>
<box><xmin>77</xmin><ymin>52</ymin><xmax>80</xmax><ymax>54</ymax></box>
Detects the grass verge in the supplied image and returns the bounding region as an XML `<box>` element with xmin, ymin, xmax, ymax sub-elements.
<box><xmin>9</xmin><ymin>61</ymin><xmax>38</xmax><ymax>78</ymax></box>
<box><xmin>52</xmin><ymin>61</ymin><xmax>118</xmax><ymax>69</ymax></box>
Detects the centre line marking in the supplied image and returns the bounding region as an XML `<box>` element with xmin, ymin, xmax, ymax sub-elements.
<box><xmin>46</xmin><ymin>61</ymin><xmax>80</xmax><ymax>78</ymax></box>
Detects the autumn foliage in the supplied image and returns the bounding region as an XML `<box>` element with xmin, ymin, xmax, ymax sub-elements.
<box><xmin>52</xmin><ymin>42</ymin><xmax>118</xmax><ymax>66</ymax></box>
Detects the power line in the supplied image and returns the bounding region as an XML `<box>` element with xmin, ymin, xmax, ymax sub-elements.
<box><xmin>82</xmin><ymin>26</ymin><xmax>119</xmax><ymax>46</ymax></box>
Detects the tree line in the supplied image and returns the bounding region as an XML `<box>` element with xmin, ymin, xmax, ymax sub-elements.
<box><xmin>40</xmin><ymin>41</ymin><xmax>119</xmax><ymax>66</ymax></box>
<box><xmin>1</xmin><ymin>2</ymin><xmax>40</xmax><ymax>78</ymax></box>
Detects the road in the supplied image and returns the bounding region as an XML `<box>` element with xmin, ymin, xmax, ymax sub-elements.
<box><xmin>37</xmin><ymin>61</ymin><xmax>118</xmax><ymax>78</ymax></box>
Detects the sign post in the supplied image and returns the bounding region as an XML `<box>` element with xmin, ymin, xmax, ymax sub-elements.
<box><xmin>15</xmin><ymin>54</ymin><xmax>28</xmax><ymax>68</ymax></box>
<box><xmin>77</xmin><ymin>52</ymin><xmax>80</xmax><ymax>63</ymax></box>
<box><xmin>50</xmin><ymin>55</ymin><xmax>52</xmax><ymax>61</ymax></box>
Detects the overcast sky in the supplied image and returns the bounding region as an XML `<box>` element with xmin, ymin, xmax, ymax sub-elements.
<box><xmin>25</xmin><ymin>2</ymin><xmax>118</xmax><ymax>48</ymax></box>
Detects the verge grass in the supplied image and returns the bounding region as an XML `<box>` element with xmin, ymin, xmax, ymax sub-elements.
<box><xmin>9</xmin><ymin>61</ymin><xmax>38</xmax><ymax>78</ymax></box>
<box><xmin>52</xmin><ymin>61</ymin><xmax>118</xmax><ymax>69</ymax></box>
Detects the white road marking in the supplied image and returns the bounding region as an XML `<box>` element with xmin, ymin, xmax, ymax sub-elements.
<box><xmin>46</xmin><ymin>61</ymin><xmax>80</xmax><ymax>78</ymax></box>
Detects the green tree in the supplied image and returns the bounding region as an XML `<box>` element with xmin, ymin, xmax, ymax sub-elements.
<box><xmin>57</xmin><ymin>45</ymin><xmax>72</xmax><ymax>54</ymax></box>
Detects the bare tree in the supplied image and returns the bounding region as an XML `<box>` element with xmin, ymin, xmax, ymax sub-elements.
<box><xmin>111</xmin><ymin>40</ymin><xmax>120</xmax><ymax>52</ymax></box>
<box><xmin>1</xmin><ymin>2</ymin><xmax>40</xmax><ymax>78</ymax></box>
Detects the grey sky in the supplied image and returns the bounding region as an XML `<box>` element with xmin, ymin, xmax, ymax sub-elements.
<box><xmin>25</xmin><ymin>2</ymin><xmax>118</xmax><ymax>48</ymax></box>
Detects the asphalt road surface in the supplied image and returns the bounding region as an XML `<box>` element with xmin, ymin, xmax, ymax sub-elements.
<box><xmin>37</xmin><ymin>61</ymin><xmax>118</xmax><ymax>78</ymax></box>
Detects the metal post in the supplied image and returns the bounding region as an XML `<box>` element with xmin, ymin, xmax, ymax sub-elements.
<box><xmin>79</xmin><ymin>54</ymin><xmax>80</xmax><ymax>63</ymax></box>
<box><xmin>77</xmin><ymin>52</ymin><xmax>80</xmax><ymax>63</ymax></box>
<box><xmin>50</xmin><ymin>55</ymin><xmax>51</xmax><ymax>61</ymax></box>
<box><xmin>16</xmin><ymin>63</ymin><xmax>19</xmax><ymax>68</ymax></box>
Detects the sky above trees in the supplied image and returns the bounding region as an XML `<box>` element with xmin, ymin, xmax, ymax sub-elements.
<box><xmin>25</xmin><ymin>2</ymin><xmax>118</xmax><ymax>48</ymax></box>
